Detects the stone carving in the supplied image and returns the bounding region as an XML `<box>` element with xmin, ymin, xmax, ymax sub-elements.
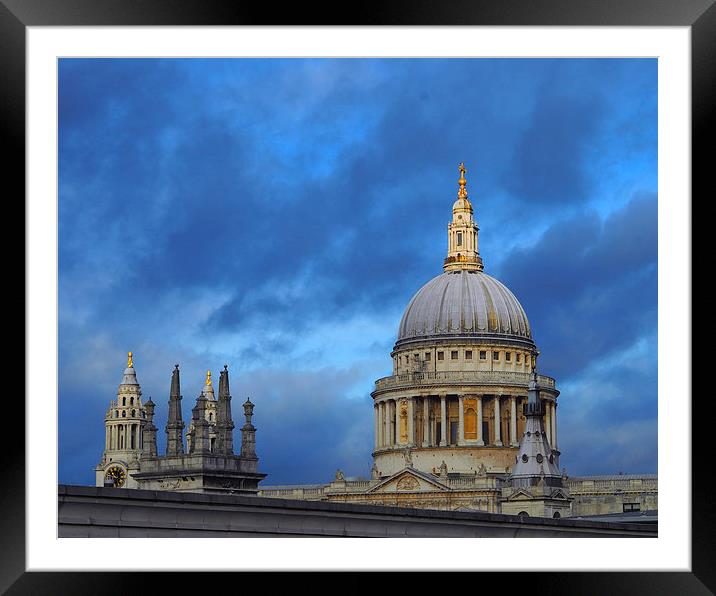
<box><xmin>335</xmin><ymin>469</ymin><xmax>345</xmax><ymax>481</ymax></box>
<box><xmin>438</xmin><ymin>460</ymin><xmax>448</xmax><ymax>477</ymax></box>
<box><xmin>403</xmin><ymin>448</ymin><xmax>413</xmax><ymax>468</ymax></box>
<box><xmin>158</xmin><ymin>479</ymin><xmax>182</xmax><ymax>490</ymax></box>
<box><xmin>371</xmin><ymin>462</ymin><xmax>380</xmax><ymax>480</ymax></box>
<box><xmin>477</xmin><ymin>463</ymin><xmax>487</xmax><ymax>477</ymax></box>
<box><xmin>396</xmin><ymin>475</ymin><xmax>420</xmax><ymax>491</ymax></box>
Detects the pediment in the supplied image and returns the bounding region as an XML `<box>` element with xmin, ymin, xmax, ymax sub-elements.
<box><xmin>505</xmin><ymin>488</ymin><xmax>534</xmax><ymax>501</ymax></box>
<box><xmin>368</xmin><ymin>468</ymin><xmax>450</xmax><ymax>494</ymax></box>
<box><xmin>550</xmin><ymin>488</ymin><xmax>570</xmax><ymax>500</ymax></box>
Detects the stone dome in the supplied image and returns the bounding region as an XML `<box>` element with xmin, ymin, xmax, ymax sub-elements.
<box><xmin>396</xmin><ymin>269</ymin><xmax>534</xmax><ymax>348</ymax></box>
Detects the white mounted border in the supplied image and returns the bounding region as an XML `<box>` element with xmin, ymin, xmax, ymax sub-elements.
<box><xmin>27</xmin><ymin>26</ymin><xmax>689</xmax><ymax>571</ymax></box>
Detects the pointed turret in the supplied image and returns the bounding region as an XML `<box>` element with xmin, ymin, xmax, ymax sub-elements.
<box><xmin>141</xmin><ymin>397</ymin><xmax>158</xmax><ymax>457</ymax></box>
<box><xmin>501</xmin><ymin>360</ymin><xmax>572</xmax><ymax>518</ymax></box>
<box><xmin>216</xmin><ymin>364</ymin><xmax>235</xmax><ymax>455</ymax></box>
<box><xmin>189</xmin><ymin>392</ymin><xmax>211</xmax><ymax>455</ymax></box>
<box><xmin>165</xmin><ymin>365</ymin><xmax>185</xmax><ymax>456</ymax></box>
<box><xmin>509</xmin><ymin>370</ymin><xmax>562</xmax><ymax>488</ymax></box>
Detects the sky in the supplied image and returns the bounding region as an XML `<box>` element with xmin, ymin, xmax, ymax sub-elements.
<box><xmin>58</xmin><ymin>58</ymin><xmax>657</xmax><ymax>486</ymax></box>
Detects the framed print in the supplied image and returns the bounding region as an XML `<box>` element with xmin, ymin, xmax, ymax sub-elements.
<box><xmin>8</xmin><ymin>0</ymin><xmax>711</xmax><ymax>591</ymax></box>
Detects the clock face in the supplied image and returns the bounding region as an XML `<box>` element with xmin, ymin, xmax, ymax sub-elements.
<box><xmin>105</xmin><ymin>465</ymin><xmax>127</xmax><ymax>488</ymax></box>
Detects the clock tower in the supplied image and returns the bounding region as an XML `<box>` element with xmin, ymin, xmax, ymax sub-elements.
<box><xmin>95</xmin><ymin>352</ymin><xmax>146</xmax><ymax>488</ymax></box>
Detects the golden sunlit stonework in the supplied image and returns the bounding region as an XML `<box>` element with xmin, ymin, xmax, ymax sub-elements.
<box><xmin>258</xmin><ymin>164</ymin><xmax>658</xmax><ymax>519</ymax></box>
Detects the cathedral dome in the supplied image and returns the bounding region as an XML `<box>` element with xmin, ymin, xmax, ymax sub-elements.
<box><xmin>396</xmin><ymin>269</ymin><xmax>533</xmax><ymax>348</ymax></box>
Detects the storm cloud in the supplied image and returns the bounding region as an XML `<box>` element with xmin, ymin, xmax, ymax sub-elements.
<box><xmin>59</xmin><ymin>58</ymin><xmax>657</xmax><ymax>485</ymax></box>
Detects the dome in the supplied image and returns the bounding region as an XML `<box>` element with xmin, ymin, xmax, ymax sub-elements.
<box><xmin>396</xmin><ymin>269</ymin><xmax>533</xmax><ymax>348</ymax></box>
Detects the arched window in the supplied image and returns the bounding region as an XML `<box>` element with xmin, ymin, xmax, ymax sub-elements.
<box><xmin>553</xmin><ymin>512</ymin><xmax>561</xmax><ymax>519</ymax></box>
<box><xmin>122</xmin><ymin>397</ymin><xmax>126</xmax><ymax>406</ymax></box>
<box><xmin>209</xmin><ymin>413</ymin><xmax>214</xmax><ymax>422</ymax></box>
<box><xmin>122</xmin><ymin>411</ymin><xmax>126</xmax><ymax>418</ymax></box>
<box><xmin>114</xmin><ymin>411</ymin><xmax>118</xmax><ymax>418</ymax></box>
<box><xmin>130</xmin><ymin>397</ymin><xmax>134</xmax><ymax>405</ymax></box>
<box><xmin>131</xmin><ymin>410</ymin><xmax>136</xmax><ymax>417</ymax></box>
<box><xmin>518</xmin><ymin>511</ymin><xmax>529</xmax><ymax>517</ymax></box>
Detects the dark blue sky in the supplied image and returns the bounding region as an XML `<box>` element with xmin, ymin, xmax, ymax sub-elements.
<box><xmin>58</xmin><ymin>58</ymin><xmax>657</xmax><ymax>485</ymax></box>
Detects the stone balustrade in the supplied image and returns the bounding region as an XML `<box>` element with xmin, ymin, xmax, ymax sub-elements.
<box><xmin>374</xmin><ymin>370</ymin><xmax>556</xmax><ymax>392</ymax></box>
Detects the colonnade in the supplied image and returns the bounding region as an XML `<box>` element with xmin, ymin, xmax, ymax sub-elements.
<box><xmin>374</xmin><ymin>394</ymin><xmax>558</xmax><ymax>451</ymax></box>
<box><xmin>107</xmin><ymin>422</ymin><xmax>143</xmax><ymax>451</ymax></box>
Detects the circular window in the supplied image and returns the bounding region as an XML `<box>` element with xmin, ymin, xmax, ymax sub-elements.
<box><xmin>521</xmin><ymin>454</ymin><xmax>528</xmax><ymax>463</ymax></box>
<box><xmin>526</xmin><ymin>431</ymin><xmax>531</xmax><ymax>437</ymax></box>
<box><xmin>536</xmin><ymin>454</ymin><xmax>543</xmax><ymax>463</ymax></box>
<box><xmin>535</xmin><ymin>431</ymin><xmax>540</xmax><ymax>437</ymax></box>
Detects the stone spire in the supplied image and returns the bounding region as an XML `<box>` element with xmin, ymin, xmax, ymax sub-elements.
<box><xmin>240</xmin><ymin>398</ymin><xmax>257</xmax><ymax>460</ymax></box>
<box><xmin>443</xmin><ymin>162</ymin><xmax>484</xmax><ymax>272</ymax></box>
<box><xmin>165</xmin><ymin>365</ymin><xmax>185</xmax><ymax>456</ymax></box>
<box><xmin>216</xmin><ymin>364</ymin><xmax>235</xmax><ymax>455</ymax></box>
<box><xmin>141</xmin><ymin>397</ymin><xmax>158</xmax><ymax>457</ymax></box>
<box><xmin>189</xmin><ymin>391</ymin><xmax>211</xmax><ymax>455</ymax></box>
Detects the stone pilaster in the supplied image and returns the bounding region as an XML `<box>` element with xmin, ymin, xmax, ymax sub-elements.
<box><xmin>476</xmin><ymin>395</ymin><xmax>484</xmax><ymax>446</ymax></box>
<box><xmin>422</xmin><ymin>395</ymin><xmax>430</xmax><ymax>447</ymax></box>
<box><xmin>407</xmin><ymin>397</ymin><xmax>415</xmax><ymax>446</ymax></box>
<box><xmin>510</xmin><ymin>395</ymin><xmax>518</xmax><ymax>447</ymax></box>
<box><xmin>457</xmin><ymin>394</ymin><xmax>465</xmax><ymax>446</ymax></box>
<box><xmin>439</xmin><ymin>394</ymin><xmax>447</xmax><ymax>446</ymax></box>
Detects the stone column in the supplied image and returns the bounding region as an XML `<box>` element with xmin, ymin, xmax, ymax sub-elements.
<box><xmin>439</xmin><ymin>394</ymin><xmax>447</xmax><ymax>446</ymax></box>
<box><xmin>391</xmin><ymin>400</ymin><xmax>397</xmax><ymax>446</ymax></box>
<box><xmin>457</xmin><ymin>394</ymin><xmax>465</xmax><ymax>446</ymax></box>
<box><xmin>493</xmin><ymin>396</ymin><xmax>502</xmax><ymax>446</ymax></box>
<box><xmin>422</xmin><ymin>396</ymin><xmax>430</xmax><ymax>447</ymax></box>
<box><xmin>476</xmin><ymin>395</ymin><xmax>484</xmax><ymax>446</ymax></box>
<box><xmin>407</xmin><ymin>397</ymin><xmax>415</xmax><ymax>446</ymax></box>
<box><xmin>374</xmin><ymin>404</ymin><xmax>379</xmax><ymax>450</ymax></box>
<box><xmin>545</xmin><ymin>400</ymin><xmax>552</xmax><ymax>445</ymax></box>
<box><xmin>378</xmin><ymin>401</ymin><xmax>385</xmax><ymax>447</ymax></box>
<box><xmin>552</xmin><ymin>402</ymin><xmax>558</xmax><ymax>449</ymax></box>
<box><xmin>510</xmin><ymin>395</ymin><xmax>518</xmax><ymax>446</ymax></box>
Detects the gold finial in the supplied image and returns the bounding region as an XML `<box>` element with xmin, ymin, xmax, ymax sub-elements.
<box><xmin>458</xmin><ymin>162</ymin><xmax>468</xmax><ymax>199</ymax></box>
<box><xmin>127</xmin><ymin>351</ymin><xmax>133</xmax><ymax>368</ymax></box>
<box><xmin>205</xmin><ymin>370</ymin><xmax>212</xmax><ymax>386</ymax></box>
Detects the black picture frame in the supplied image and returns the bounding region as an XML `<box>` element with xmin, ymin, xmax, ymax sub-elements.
<box><xmin>6</xmin><ymin>0</ymin><xmax>709</xmax><ymax>591</ymax></box>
